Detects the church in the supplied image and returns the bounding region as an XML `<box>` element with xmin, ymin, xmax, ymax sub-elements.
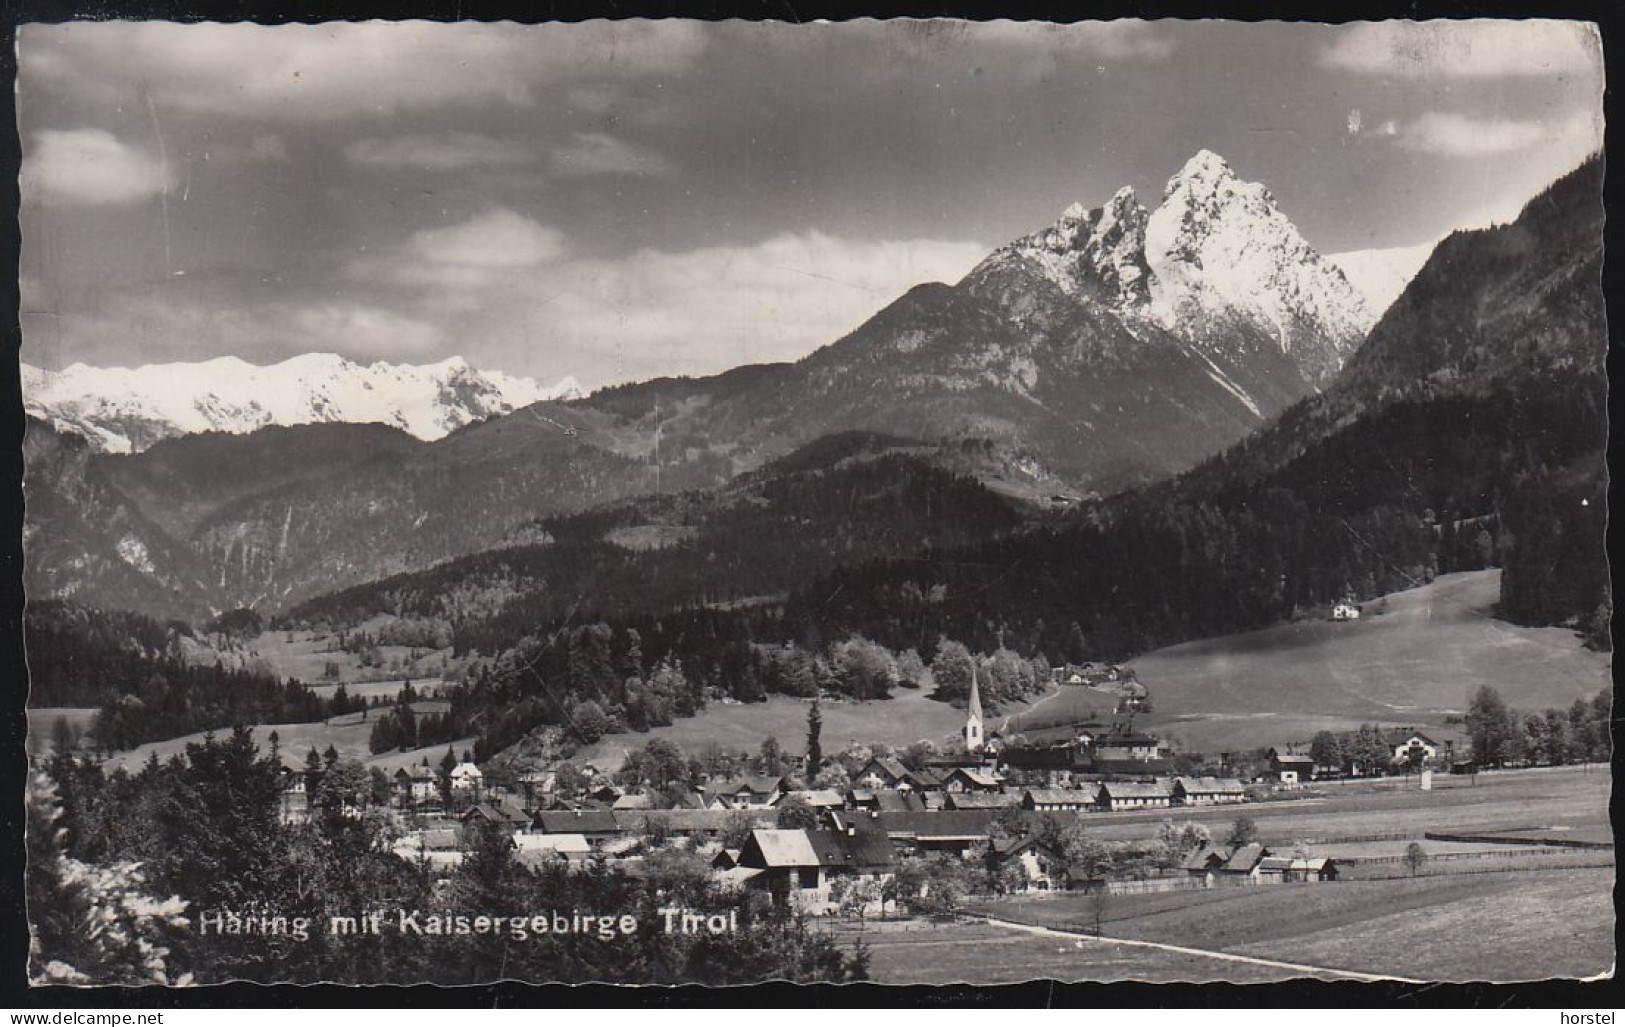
<box><xmin>964</xmin><ymin>665</ymin><xmax>984</xmax><ymax>752</ymax></box>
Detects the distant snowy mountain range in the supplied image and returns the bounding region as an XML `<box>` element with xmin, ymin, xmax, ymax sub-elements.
<box><xmin>22</xmin><ymin>353</ymin><xmax>582</xmax><ymax>453</ymax></box>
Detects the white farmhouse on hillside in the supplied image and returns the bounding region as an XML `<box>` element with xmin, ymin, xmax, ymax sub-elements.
<box><xmin>450</xmin><ymin>761</ymin><xmax>483</xmax><ymax>793</ymax></box>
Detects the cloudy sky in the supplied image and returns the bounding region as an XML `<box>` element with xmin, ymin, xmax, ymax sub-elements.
<box><xmin>18</xmin><ymin>19</ymin><xmax>1603</xmax><ymax>389</ymax></box>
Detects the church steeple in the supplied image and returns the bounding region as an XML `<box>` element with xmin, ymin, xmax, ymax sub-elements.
<box><xmin>965</xmin><ymin>663</ymin><xmax>984</xmax><ymax>752</ymax></box>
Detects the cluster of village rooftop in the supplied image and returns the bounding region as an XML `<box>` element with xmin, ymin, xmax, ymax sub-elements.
<box><xmin>267</xmin><ymin>728</ymin><xmax>1442</xmax><ymax>915</ymax></box>
<box><xmin>271</xmin><ymin>664</ymin><xmax>1444</xmax><ymax>916</ymax></box>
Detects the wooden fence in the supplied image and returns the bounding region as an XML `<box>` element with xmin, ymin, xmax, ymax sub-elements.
<box><xmin>1103</xmin><ymin>875</ymin><xmax>1207</xmax><ymax>896</ymax></box>
<box><xmin>1294</xmin><ymin>831</ymin><xmax>1419</xmax><ymax>845</ymax></box>
<box><xmin>1346</xmin><ymin>856</ymin><xmax>1616</xmax><ymax>882</ymax></box>
<box><xmin>1337</xmin><ymin>846</ymin><xmax>1597</xmax><ymax>866</ymax></box>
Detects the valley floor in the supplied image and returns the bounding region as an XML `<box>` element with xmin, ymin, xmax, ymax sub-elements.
<box><xmin>847</xmin><ymin>864</ymin><xmax>1613</xmax><ymax>984</ymax></box>
<box><xmin>842</xmin><ymin>764</ymin><xmax>1613</xmax><ymax>984</ymax></box>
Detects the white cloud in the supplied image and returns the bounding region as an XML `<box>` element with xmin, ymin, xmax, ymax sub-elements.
<box><xmin>409</xmin><ymin>208</ymin><xmax>568</xmax><ymax>269</ymax></box>
<box><xmin>289</xmin><ymin>303</ymin><xmax>444</xmax><ymax>357</ymax></box>
<box><xmin>504</xmin><ymin>232</ymin><xmax>990</xmax><ymax>378</ymax></box>
<box><xmin>345</xmin><ymin>132</ymin><xmax>536</xmax><ymax>171</ymax></box>
<box><xmin>549</xmin><ymin>132</ymin><xmax>676</xmax><ymax>177</ymax></box>
<box><xmin>348</xmin><ymin>209</ymin><xmax>568</xmax><ymax>295</ymax></box>
<box><xmin>1399</xmin><ymin>111</ymin><xmax>1599</xmax><ymax>158</ymax></box>
<box><xmin>21</xmin><ymin>128</ymin><xmax>171</xmax><ymax>206</ymax></box>
<box><xmin>19</xmin><ymin>21</ymin><xmax>708</xmax><ymax>120</ymax></box>
<box><xmin>1321</xmin><ymin>20</ymin><xmax>1599</xmax><ymax>78</ymax></box>
<box><xmin>1399</xmin><ymin>113</ymin><xmax>1546</xmax><ymax>156</ymax></box>
<box><xmin>351</xmin><ymin>225</ymin><xmax>987</xmax><ymax>381</ymax></box>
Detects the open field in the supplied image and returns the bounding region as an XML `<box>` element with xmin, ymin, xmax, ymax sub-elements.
<box><xmin>187</xmin><ymin>623</ymin><xmax>460</xmax><ymax>686</ymax></box>
<box><xmin>574</xmin><ymin>685</ymin><xmax>1051</xmax><ymax>770</ymax></box>
<box><xmin>967</xmin><ymin>866</ymin><xmax>1613</xmax><ymax>982</ymax></box>
<box><xmin>102</xmin><ymin>719</ymin><xmax>377</xmax><ymax>771</ymax></box>
<box><xmin>366</xmin><ymin>737</ymin><xmax>479</xmax><ymax>772</ymax></box>
<box><xmin>828</xmin><ymin>919</ymin><xmax>1323</xmax><ymax>984</ymax></box>
<box><xmin>308</xmin><ymin>679</ymin><xmax>450</xmax><ymax>701</ymax></box>
<box><xmin>100</xmin><ymin>717</ymin><xmax>475</xmax><ymax>775</ymax></box>
<box><xmin>1131</xmin><ymin>570</ymin><xmax>1610</xmax><ymax>752</ymax></box>
<box><xmin>997</xmin><ymin>685</ymin><xmax>1118</xmax><ymax>736</ymax></box>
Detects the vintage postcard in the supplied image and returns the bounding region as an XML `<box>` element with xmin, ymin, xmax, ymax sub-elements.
<box><xmin>17</xmin><ymin>19</ymin><xmax>1610</xmax><ymax>987</ymax></box>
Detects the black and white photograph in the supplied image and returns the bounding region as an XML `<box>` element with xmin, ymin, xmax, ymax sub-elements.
<box><xmin>15</xmin><ymin>17</ymin><xmax>1612</xmax><ymax>988</ymax></box>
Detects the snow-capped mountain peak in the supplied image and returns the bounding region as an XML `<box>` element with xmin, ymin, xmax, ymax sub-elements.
<box><xmin>975</xmin><ymin>182</ymin><xmax>1151</xmax><ymax>307</ymax></box>
<box><xmin>22</xmin><ymin>352</ymin><xmax>581</xmax><ymax>453</ymax></box>
<box><xmin>962</xmin><ymin>149</ymin><xmax>1375</xmax><ymax>391</ymax></box>
<box><xmin>1143</xmin><ymin>150</ymin><xmax>1373</xmax><ymax>387</ymax></box>
<box><xmin>1162</xmin><ymin>148</ymin><xmax>1238</xmax><ymax>199</ymax></box>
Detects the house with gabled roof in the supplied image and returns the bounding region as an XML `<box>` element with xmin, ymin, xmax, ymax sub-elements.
<box><xmin>1267</xmin><ymin>748</ymin><xmax>1317</xmax><ymax>785</ymax></box>
<box><xmin>846</xmin><ymin>788</ymin><xmax>926</xmax><ymax>813</ymax></box>
<box><xmin>1217</xmin><ymin>842</ymin><xmax>1270</xmax><ymax>884</ymax></box>
<box><xmin>1182</xmin><ymin>844</ymin><xmax>1229</xmax><ymax>887</ymax></box>
<box><xmin>461</xmin><ymin>798</ymin><xmax>530</xmax><ymax>831</ymax></box>
<box><xmin>450</xmin><ymin>761</ymin><xmax>483</xmax><ymax>794</ymax></box>
<box><xmin>1258</xmin><ymin>854</ymin><xmax>1339</xmax><ymax>883</ymax></box>
<box><xmin>856</xmin><ymin>756</ymin><xmax>942</xmax><ymax>793</ymax></box>
<box><xmin>1385</xmin><ymin>730</ymin><xmax>1441</xmax><ymax>764</ymax></box>
<box><xmin>392</xmin><ymin>826</ymin><xmax>464</xmax><ymax>869</ymax></box>
<box><xmin>531</xmin><ymin>808</ymin><xmax>620</xmax><ymax>842</ymax></box>
<box><xmin>1171</xmin><ymin>776</ymin><xmax>1247</xmax><ymax>806</ymax></box>
<box><xmin>1020</xmin><ymin>787</ymin><xmax>1093</xmax><ymax>812</ymax></box>
<box><xmin>1094</xmin><ymin>780</ymin><xmax>1174</xmax><ymax>811</ymax></box>
<box><xmin>943</xmin><ymin>767</ymin><xmax>1001</xmax><ymax>793</ymax></box>
<box><xmin>1094</xmin><ymin>732</ymin><xmax>1166</xmax><ymax>762</ymax></box>
<box><xmin>394</xmin><ymin>763</ymin><xmax>440</xmax><ymax>806</ymax></box>
<box><xmin>736</xmin><ymin>819</ymin><xmax>896</xmax><ymax>914</ymax></box>
<box><xmin>872</xmin><ymin>809</ymin><xmax>1001</xmax><ymax>857</ymax></box>
<box><xmin>513</xmin><ymin>832</ymin><xmax>592</xmax><ymax>868</ymax></box>
<box><xmin>711</xmin><ymin>847</ymin><xmax>744</xmax><ymax>871</ymax></box>
<box><xmin>856</xmin><ymin>755</ymin><xmax>911</xmax><ymax>789</ymax></box>
<box><xmin>706</xmin><ymin>775</ymin><xmax>786</xmax><ymax>810</ymax></box>
<box><xmin>986</xmin><ymin>834</ymin><xmax>1067</xmax><ymax>893</ymax></box>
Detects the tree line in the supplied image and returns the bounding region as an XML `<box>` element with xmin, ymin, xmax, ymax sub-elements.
<box><xmin>1463</xmin><ymin>685</ymin><xmax>1612</xmax><ymax>768</ymax></box>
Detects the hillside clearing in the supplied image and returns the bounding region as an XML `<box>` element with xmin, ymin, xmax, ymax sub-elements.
<box><xmin>100</xmin><ymin>718</ymin><xmax>475</xmax><ymax>776</ymax></box>
<box><xmin>573</xmin><ymin>686</ymin><xmax>1047</xmax><ymax>770</ymax></box>
<box><xmin>1130</xmin><ymin>569</ymin><xmax>1609</xmax><ymax>751</ymax></box>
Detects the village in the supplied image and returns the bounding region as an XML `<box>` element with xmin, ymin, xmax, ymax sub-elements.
<box><xmin>270</xmin><ymin>668</ymin><xmax>1480</xmax><ymax>920</ymax></box>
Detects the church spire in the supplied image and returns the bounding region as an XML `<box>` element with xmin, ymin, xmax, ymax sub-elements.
<box><xmin>965</xmin><ymin>663</ymin><xmax>984</xmax><ymax>751</ymax></box>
